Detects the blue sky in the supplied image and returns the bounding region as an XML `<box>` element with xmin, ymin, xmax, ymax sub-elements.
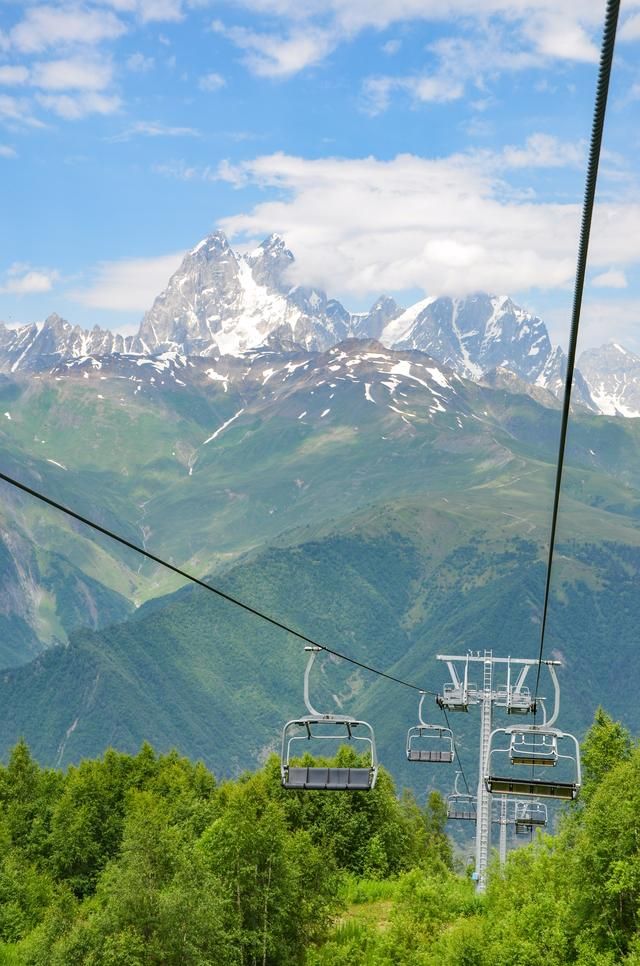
<box><xmin>2</xmin><ymin>0</ymin><xmax>640</xmax><ymax>350</ymax></box>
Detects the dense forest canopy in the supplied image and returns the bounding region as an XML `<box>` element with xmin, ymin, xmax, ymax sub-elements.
<box><xmin>0</xmin><ymin>709</ymin><xmax>637</xmax><ymax>964</ymax></box>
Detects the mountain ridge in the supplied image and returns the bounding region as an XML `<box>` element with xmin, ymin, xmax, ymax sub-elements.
<box><xmin>1</xmin><ymin>231</ymin><xmax>637</xmax><ymax>415</ymax></box>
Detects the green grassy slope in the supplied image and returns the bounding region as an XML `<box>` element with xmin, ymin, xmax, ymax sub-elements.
<box><xmin>1</xmin><ymin>481</ymin><xmax>639</xmax><ymax>803</ymax></box>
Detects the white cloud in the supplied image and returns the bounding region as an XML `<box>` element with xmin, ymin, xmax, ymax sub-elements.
<box><xmin>381</xmin><ymin>38</ymin><xmax>401</xmax><ymax>55</ymax></box>
<box><xmin>363</xmin><ymin>73</ymin><xmax>463</xmax><ymax>113</ymax></box>
<box><xmin>136</xmin><ymin>0</ymin><xmax>183</xmax><ymax>22</ymax></box>
<box><xmin>361</xmin><ymin>28</ymin><xmax>544</xmax><ymax>113</ymax></box>
<box><xmin>556</xmin><ymin>298</ymin><xmax>640</xmax><ymax>353</ymax></box>
<box><xmin>71</xmin><ymin>252</ymin><xmax>183</xmax><ymax>311</ymax></box>
<box><xmin>0</xmin><ymin>94</ymin><xmax>44</xmax><ymax>127</ymax></box>
<box><xmin>152</xmin><ymin>159</ymin><xmax>217</xmax><ymax>179</ymax></box>
<box><xmin>0</xmin><ymin>66</ymin><xmax>30</xmax><ymax>85</ymax></box>
<box><xmin>0</xmin><ymin>145</ymin><xmax>17</xmax><ymax>158</ymax></box>
<box><xmin>524</xmin><ymin>14</ymin><xmax>598</xmax><ymax>63</ymax></box>
<box><xmin>215</xmin><ymin>150</ymin><xmax>640</xmax><ymax>301</ymax></box>
<box><xmin>10</xmin><ymin>6</ymin><xmax>126</xmax><ymax>54</ymax></box>
<box><xmin>36</xmin><ymin>91</ymin><xmax>121</xmax><ymax>119</ymax></box>
<box><xmin>104</xmin><ymin>0</ymin><xmax>184</xmax><ymax>23</ymax></box>
<box><xmin>618</xmin><ymin>11</ymin><xmax>640</xmax><ymax>42</ymax></box>
<box><xmin>0</xmin><ymin>264</ymin><xmax>59</xmax><ymax>295</ymax></box>
<box><xmin>109</xmin><ymin>120</ymin><xmax>201</xmax><ymax>141</ymax></box>
<box><xmin>31</xmin><ymin>57</ymin><xmax>113</xmax><ymax>91</ymax></box>
<box><xmin>212</xmin><ymin>20</ymin><xmax>335</xmax><ymax>77</ymax></box>
<box><xmin>592</xmin><ymin>269</ymin><xmax>628</xmax><ymax>289</ymax></box>
<box><xmin>126</xmin><ymin>52</ymin><xmax>155</xmax><ymax>71</ymax></box>
<box><xmin>501</xmin><ymin>133</ymin><xmax>585</xmax><ymax>169</ymax></box>
<box><xmin>199</xmin><ymin>71</ymin><xmax>226</xmax><ymax>91</ymax></box>
<box><xmin>212</xmin><ymin>0</ymin><xmax>619</xmax><ymax>81</ymax></box>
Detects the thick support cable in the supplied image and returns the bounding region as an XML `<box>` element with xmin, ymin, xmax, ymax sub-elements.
<box><xmin>534</xmin><ymin>0</ymin><xmax>620</xmax><ymax>699</ymax></box>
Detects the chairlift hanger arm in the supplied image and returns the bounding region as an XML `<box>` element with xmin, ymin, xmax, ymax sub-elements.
<box><xmin>545</xmin><ymin>663</ymin><xmax>561</xmax><ymax>728</ymax></box>
<box><xmin>303</xmin><ymin>646</ymin><xmax>323</xmax><ymax>717</ymax></box>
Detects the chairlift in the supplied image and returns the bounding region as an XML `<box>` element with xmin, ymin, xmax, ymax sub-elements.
<box><xmin>495</xmin><ymin>660</ymin><xmax>536</xmax><ymax>715</ymax></box>
<box><xmin>280</xmin><ymin>647</ymin><xmax>378</xmax><ymax>791</ymax></box>
<box><xmin>446</xmin><ymin>772</ymin><xmax>477</xmax><ymax>821</ymax></box>
<box><xmin>485</xmin><ymin>725</ymin><xmax>581</xmax><ymax>800</ymax></box>
<box><xmin>510</xmin><ymin>729</ymin><xmax>558</xmax><ymax>766</ymax></box>
<box><xmin>514</xmin><ymin>800</ymin><xmax>548</xmax><ymax>834</ymax></box>
<box><xmin>436</xmin><ymin>657</ymin><xmax>478</xmax><ymax>712</ymax></box>
<box><xmin>406</xmin><ymin>693</ymin><xmax>454</xmax><ymax>763</ymax></box>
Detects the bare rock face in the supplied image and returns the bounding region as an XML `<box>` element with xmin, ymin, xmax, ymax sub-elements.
<box><xmin>137</xmin><ymin>231</ymin><xmax>351</xmax><ymax>356</ymax></box>
<box><xmin>578</xmin><ymin>343</ymin><xmax>640</xmax><ymax>417</ymax></box>
<box><xmin>0</xmin><ymin>314</ymin><xmax>129</xmax><ymax>373</ymax></box>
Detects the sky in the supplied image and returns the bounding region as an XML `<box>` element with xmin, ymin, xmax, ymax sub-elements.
<box><xmin>2</xmin><ymin>0</ymin><xmax>640</xmax><ymax>351</ymax></box>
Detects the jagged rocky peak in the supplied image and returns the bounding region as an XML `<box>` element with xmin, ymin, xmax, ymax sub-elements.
<box><xmin>379</xmin><ymin>293</ymin><xmax>552</xmax><ymax>384</ymax></box>
<box><xmin>245</xmin><ymin>233</ymin><xmax>294</xmax><ymax>290</ymax></box>
<box><xmin>351</xmin><ymin>295</ymin><xmax>402</xmax><ymax>340</ymax></box>
<box><xmin>137</xmin><ymin>232</ymin><xmax>352</xmax><ymax>356</ymax></box>
<box><xmin>534</xmin><ymin>345</ymin><xmax>597</xmax><ymax>412</ymax></box>
<box><xmin>578</xmin><ymin>343</ymin><xmax>640</xmax><ymax>417</ymax></box>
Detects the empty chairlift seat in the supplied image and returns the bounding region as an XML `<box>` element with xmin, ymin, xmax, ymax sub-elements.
<box><xmin>484</xmin><ymin>726</ymin><xmax>581</xmax><ymax>800</ymax></box>
<box><xmin>281</xmin><ymin>717</ymin><xmax>378</xmax><ymax>791</ymax></box>
<box><xmin>510</xmin><ymin>730</ymin><xmax>558</xmax><ymax>766</ymax></box>
<box><xmin>406</xmin><ymin>725</ymin><xmax>455</xmax><ymax>763</ymax></box>
<box><xmin>284</xmin><ymin>765</ymin><xmax>374</xmax><ymax>791</ymax></box>
<box><xmin>514</xmin><ymin>800</ymin><xmax>548</xmax><ymax>833</ymax></box>
<box><xmin>406</xmin><ymin>694</ymin><xmax>455</xmax><ymax>763</ymax></box>
<box><xmin>280</xmin><ymin>648</ymin><xmax>379</xmax><ymax>792</ymax></box>
<box><xmin>447</xmin><ymin>793</ymin><xmax>477</xmax><ymax>821</ymax></box>
<box><xmin>446</xmin><ymin>772</ymin><xmax>476</xmax><ymax>821</ymax></box>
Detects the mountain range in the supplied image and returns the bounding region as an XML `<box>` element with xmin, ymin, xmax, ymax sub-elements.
<box><xmin>0</xmin><ymin>232</ymin><xmax>639</xmax><ymax>794</ymax></box>
<box><xmin>1</xmin><ymin>231</ymin><xmax>640</xmax><ymax>417</ymax></box>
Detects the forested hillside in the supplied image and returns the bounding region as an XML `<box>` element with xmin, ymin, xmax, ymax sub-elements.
<box><xmin>0</xmin><ymin>710</ymin><xmax>636</xmax><ymax>964</ymax></box>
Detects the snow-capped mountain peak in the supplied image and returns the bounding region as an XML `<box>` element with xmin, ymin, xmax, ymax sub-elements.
<box><xmin>578</xmin><ymin>343</ymin><xmax>640</xmax><ymax>417</ymax></box>
<box><xmin>2</xmin><ymin>231</ymin><xmax>639</xmax><ymax>418</ymax></box>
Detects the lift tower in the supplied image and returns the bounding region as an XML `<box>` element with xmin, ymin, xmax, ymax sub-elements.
<box><xmin>436</xmin><ymin>651</ymin><xmax>561</xmax><ymax>891</ymax></box>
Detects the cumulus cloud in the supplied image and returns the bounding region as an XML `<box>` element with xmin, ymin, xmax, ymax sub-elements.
<box><xmin>501</xmin><ymin>133</ymin><xmax>585</xmax><ymax>169</ymax></box>
<box><xmin>31</xmin><ymin>57</ymin><xmax>113</xmax><ymax>91</ymax></box>
<box><xmin>592</xmin><ymin>269</ymin><xmax>628</xmax><ymax>289</ymax></box>
<box><xmin>10</xmin><ymin>5</ymin><xmax>126</xmax><ymax>54</ymax></box>
<box><xmin>71</xmin><ymin>252</ymin><xmax>183</xmax><ymax>312</ymax></box>
<box><xmin>0</xmin><ymin>264</ymin><xmax>59</xmax><ymax>295</ymax></box>
<box><xmin>126</xmin><ymin>52</ymin><xmax>155</xmax><ymax>71</ymax></box>
<box><xmin>211</xmin><ymin>20</ymin><xmax>335</xmax><ymax>77</ymax></box>
<box><xmin>215</xmin><ymin>149</ymin><xmax>640</xmax><ymax>300</ymax></box>
<box><xmin>35</xmin><ymin>91</ymin><xmax>121</xmax><ymax>119</ymax></box>
<box><xmin>212</xmin><ymin>0</ymin><xmax>625</xmax><ymax>82</ymax></box>
<box><xmin>198</xmin><ymin>71</ymin><xmax>226</xmax><ymax>91</ymax></box>
<box><xmin>0</xmin><ymin>94</ymin><xmax>44</xmax><ymax>127</ymax></box>
<box><xmin>104</xmin><ymin>0</ymin><xmax>184</xmax><ymax>23</ymax></box>
<box><xmin>0</xmin><ymin>66</ymin><xmax>30</xmax><ymax>85</ymax></box>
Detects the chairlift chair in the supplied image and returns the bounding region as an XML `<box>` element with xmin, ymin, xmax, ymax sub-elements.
<box><xmin>406</xmin><ymin>693</ymin><xmax>455</xmax><ymax>763</ymax></box>
<box><xmin>485</xmin><ymin>725</ymin><xmax>581</xmax><ymax>800</ymax></box>
<box><xmin>446</xmin><ymin>772</ymin><xmax>477</xmax><ymax>821</ymax></box>
<box><xmin>514</xmin><ymin>800</ymin><xmax>548</xmax><ymax>834</ymax></box>
<box><xmin>510</xmin><ymin>729</ymin><xmax>558</xmax><ymax>766</ymax></box>
<box><xmin>506</xmin><ymin>687</ymin><xmax>536</xmax><ymax>715</ymax></box>
<box><xmin>280</xmin><ymin>647</ymin><xmax>379</xmax><ymax>792</ymax></box>
<box><xmin>495</xmin><ymin>660</ymin><xmax>536</xmax><ymax>715</ymax></box>
<box><xmin>436</xmin><ymin>657</ymin><xmax>478</xmax><ymax>712</ymax></box>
